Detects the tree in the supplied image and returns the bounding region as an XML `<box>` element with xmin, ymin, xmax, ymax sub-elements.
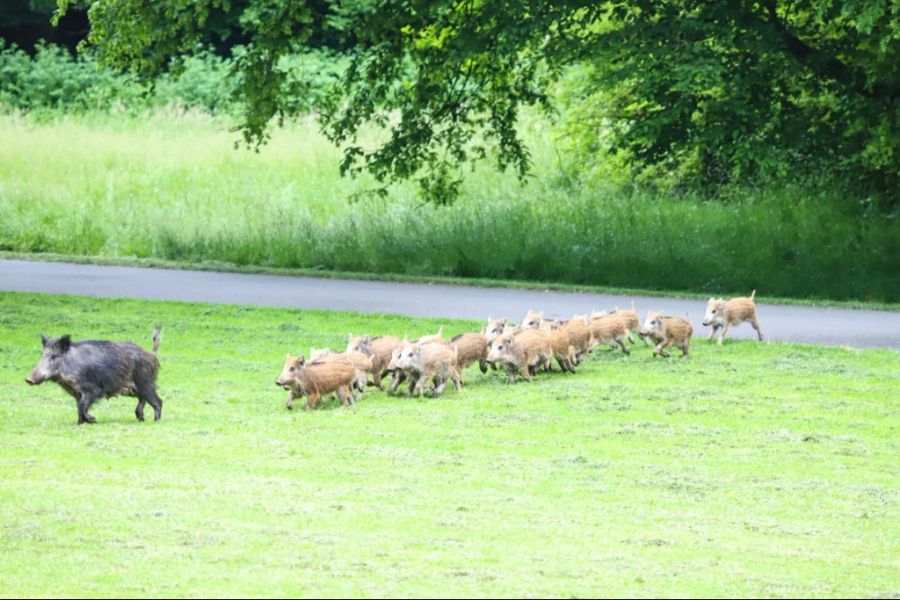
<box><xmin>58</xmin><ymin>0</ymin><xmax>898</xmax><ymax>203</ymax></box>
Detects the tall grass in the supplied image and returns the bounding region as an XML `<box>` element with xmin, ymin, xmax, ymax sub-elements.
<box><xmin>0</xmin><ymin>111</ymin><xmax>896</xmax><ymax>302</ymax></box>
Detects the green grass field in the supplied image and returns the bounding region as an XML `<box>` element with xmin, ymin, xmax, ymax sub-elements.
<box><xmin>1</xmin><ymin>111</ymin><xmax>897</xmax><ymax>303</ymax></box>
<box><xmin>0</xmin><ymin>291</ymin><xmax>897</xmax><ymax>597</ymax></box>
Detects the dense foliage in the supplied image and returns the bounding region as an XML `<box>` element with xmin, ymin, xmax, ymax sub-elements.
<box><xmin>55</xmin><ymin>0</ymin><xmax>898</xmax><ymax>204</ymax></box>
<box><xmin>0</xmin><ymin>41</ymin><xmax>342</xmax><ymax>114</ymax></box>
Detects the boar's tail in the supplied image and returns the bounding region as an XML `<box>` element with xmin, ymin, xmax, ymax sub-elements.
<box><xmin>152</xmin><ymin>325</ymin><xmax>162</xmax><ymax>354</ymax></box>
<box><xmin>750</xmin><ymin>289</ymin><xmax>757</xmax><ymax>300</ymax></box>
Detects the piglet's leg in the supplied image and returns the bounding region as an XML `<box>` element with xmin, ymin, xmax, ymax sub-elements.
<box><xmin>751</xmin><ymin>318</ymin><xmax>764</xmax><ymax>341</ymax></box>
<box><xmin>718</xmin><ymin>322</ymin><xmax>731</xmax><ymax>346</ymax></box>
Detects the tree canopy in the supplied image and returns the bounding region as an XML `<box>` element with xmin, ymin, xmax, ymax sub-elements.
<box><xmin>58</xmin><ymin>0</ymin><xmax>898</xmax><ymax>203</ymax></box>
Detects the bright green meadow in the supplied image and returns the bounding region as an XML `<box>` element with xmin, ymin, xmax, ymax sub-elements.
<box><xmin>0</xmin><ymin>112</ymin><xmax>897</xmax><ymax>303</ymax></box>
<box><xmin>0</xmin><ymin>292</ymin><xmax>897</xmax><ymax>597</ymax></box>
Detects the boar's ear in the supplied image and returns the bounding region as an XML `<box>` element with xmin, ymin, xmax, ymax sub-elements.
<box><xmin>40</xmin><ymin>333</ymin><xmax>48</xmax><ymax>347</ymax></box>
<box><xmin>362</xmin><ymin>335</ymin><xmax>368</xmax><ymax>343</ymax></box>
<box><xmin>347</xmin><ymin>332</ymin><xmax>353</xmax><ymax>342</ymax></box>
<box><xmin>58</xmin><ymin>335</ymin><xmax>72</xmax><ymax>352</ymax></box>
<box><xmin>297</xmin><ymin>355</ymin><xmax>306</xmax><ymax>365</ymax></box>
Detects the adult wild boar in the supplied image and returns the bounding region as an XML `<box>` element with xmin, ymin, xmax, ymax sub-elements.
<box><xmin>25</xmin><ymin>327</ymin><xmax>163</xmax><ymax>425</ymax></box>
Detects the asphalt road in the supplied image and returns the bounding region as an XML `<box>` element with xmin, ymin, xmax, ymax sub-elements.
<box><xmin>1</xmin><ymin>259</ymin><xmax>898</xmax><ymax>349</ymax></box>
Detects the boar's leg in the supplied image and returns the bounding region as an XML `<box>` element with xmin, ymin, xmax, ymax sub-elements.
<box><xmin>617</xmin><ymin>339</ymin><xmax>630</xmax><ymax>355</ymax></box>
<box><xmin>451</xmin><ymin>368</ymin><xmax>462</xmax><ymax>392</ymax></box>
<box><xmin>136</xmin><ymin>381</ymin><xmax>163</xmax><ymax>421</ymax></box>
<box><xmin>371</xmin><ymin>370</ymin><xmax>384</xmax><ymax>390</ymax></box>
<box><xmin>77</xmin><ymin>393</ymin><xmax>99</xmax><ymax>424</ymax></box>
<box><xmin>479</xmin><ymin>359</ymin><xmax>488</xmax><ymax>374</ymax></box>
<box><xmin>681</xmin><ymin>340</ymin><xmax>690</xmax><ymax>358</ymax></box>
<box><xmin>135</xmin><ymin>398</ymin><xmax>147</xmax><ymax>422</ymax></box>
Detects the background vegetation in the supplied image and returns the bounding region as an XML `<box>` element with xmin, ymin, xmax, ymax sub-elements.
<box><xmin>1</xmin><ymin>292</ymin><xmax>898</xmax><ymax>596</ymax></box>
<box><xmin>0</xmin><ymin>3</ymin><xmax>897</xmax><ymax>302</ymax></box>
<box><xmin>2</xmin><ymin>109</ymin><xmax>897</xmax><ymax>302</ymax></box>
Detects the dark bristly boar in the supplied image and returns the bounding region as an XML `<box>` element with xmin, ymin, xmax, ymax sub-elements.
<box><xmin>276</xmin><ymin>354</ymin><xmax>355</xmax><ymax>410</ymax></box>
<box><xmin>346</xmin><ymin>334</ymin><xmax>401</xmax><ymax>389</ymax></box>
<box><xmin>486</xmin><ymin>329</ymin><xmax>553</xmax><ymax>383</ymax></box>
<box><xmin>641</xmin><ymin>311</ymin><xmax>693</xmax><ymax>358</ymax></box>
<box><xmin>703</xmin><ymin>290</ymin><xmax>763</xmax><ymax>345</ymax></box>
<box><xmin>449</xmin><ymin>332</ymin><xmax>489</xmax><ymax>379</ymax></box>
<box><xmin>391</xmin><ymin>342</ymin><xmax>461</xmax><ymax>398</ymax></box>
<box><xmin>25</xmin><ymin>326</ymin><xmax>164</xmax><ymax>425</ymax></box>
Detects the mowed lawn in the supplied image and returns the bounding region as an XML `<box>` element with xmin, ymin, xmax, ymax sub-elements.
<box><xmin>0</xmin><ymin>292</ymin><xmax>897</xmax><ymax>598</ymax></box>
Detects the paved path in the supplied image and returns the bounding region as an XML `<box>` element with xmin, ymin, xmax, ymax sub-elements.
<box><xmin>1</xmin><ymin>259</ymin><xmax>898</xmax><ymax>348</ymax></box>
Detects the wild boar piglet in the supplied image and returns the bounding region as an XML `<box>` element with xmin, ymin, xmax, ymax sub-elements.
<box><xmin>310</xmin><ymin>348</ymin><xmax>373</xmax><ymax>400</ymax></box>
<box><xmin>702</xmin><ymin>290</ymin><xmax>763</xmax><ymax>345</ymax></box>
<box><xmin>641</xmin><ymin>311</ymin><xmax>693</xmax><ymax>358</ymax></box>
<box><xmin>346</xmin><ymin>333</ymin><xmax>401</xmax><ymax>389</ymax></box>
<box><xmin>276</xmin><ymin>354</ymin><xmax>355</xmax><ymax>410</ymax></box>
<box><xmin>487</xmin><ymin>329</ymin><xmax>553</xmax><ymax>383</ymax></box>
<box><xmin>392</xmin><ymin>342</ymin><xmax>460</xmax><ymax>398</ymax></box>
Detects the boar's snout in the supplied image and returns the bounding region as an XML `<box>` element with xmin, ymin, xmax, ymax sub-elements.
<box><xmin>25</xmin><ymin>370</ymin><xmax>43</xmax><ymax>385</ymax></box>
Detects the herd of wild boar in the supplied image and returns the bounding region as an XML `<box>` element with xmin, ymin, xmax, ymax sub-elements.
<box><xmin>25</xmin><ymin>292</ymin><xmax>764</xmax><ymax>422</ymax></box>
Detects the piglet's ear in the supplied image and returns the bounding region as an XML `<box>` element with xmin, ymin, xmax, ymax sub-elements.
<box><xmin>40</xmin><ymin>333</ymin><xmax>48</xmax><ymax>347</ymax></box>
<box><xmin>58</xmin><ymin>335</ymin><xmax>72</xmax><ymax>353</ymax></box>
